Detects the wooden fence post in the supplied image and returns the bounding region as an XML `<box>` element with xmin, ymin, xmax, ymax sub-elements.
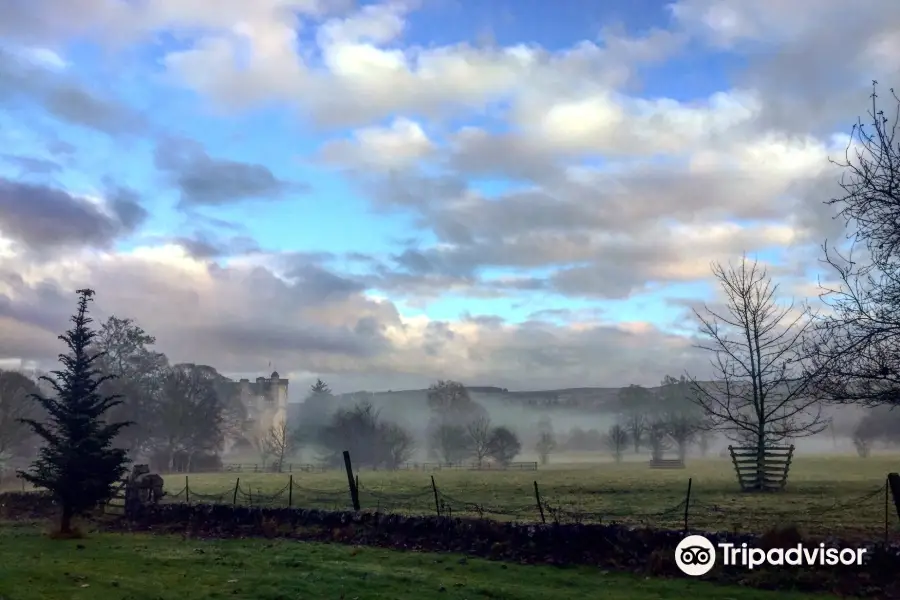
<box><xmin>185</xmin><ymin>475</ymin><xmax>190</xmax><ymax>504</ymax></box>
<box><xmin>288</xmin><ymin>474</ymin><xmax>293</xmax><ymax>508</ymax></box>
<box><xmin>431</xmin><ymin>475</ymin><xmax>440</xmax><ymax>516</ymax></box>
<box><xmin>533</xmin><ymin>481</ymin><xmax>546</xmax><ymax>524</ymax></box>
<box><xmin>683</xmin><ymin>478</ymin><xmax>692</xmax><ymax>534</ymax></box>
<box><xmin>885</xmin><ymin>476</ymin><xmax>890</xmax><ymax>544</ymax></box>
<box><xmin>232</xmin><ymin>478</ymin><xmax>240</xmax><ymax>506</ymax></box>
<box><xmin>887</xmin><ymin>473</ymin><xmax>900</xmax><ymax>523</ymax></box>
<box><xmin>343</xmin><ymin>450</ymin><xmax>360</xmax><ymax>511</ymax></box>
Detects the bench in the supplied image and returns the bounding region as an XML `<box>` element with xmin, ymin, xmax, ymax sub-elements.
<box><xmin>649</xmin><ymin>458</ymin><xmax>685</xmax><ymax>469</ymax></box>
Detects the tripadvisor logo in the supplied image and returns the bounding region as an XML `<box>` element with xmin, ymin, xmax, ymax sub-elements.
<box><xmin>675</xmin><ymin>535</ymin><xmax>867</xmax><ymax>576</ymax></box>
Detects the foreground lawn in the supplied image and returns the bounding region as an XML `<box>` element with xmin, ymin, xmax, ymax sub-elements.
<box><xmin>0</xmin><ymin>523</ymin><xmax>831</xmax><ymax>600</ymax></box>
<box><xmin>151</xmin><ymin>455</ymin><xmax>897</xmax><ymax>538</ymax></box>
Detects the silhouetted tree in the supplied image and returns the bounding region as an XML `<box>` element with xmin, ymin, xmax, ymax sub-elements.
<box><xmin>311</xmin><ymin>379</ymin><xmax>330</xmax><ymax>395</ymax></box>
<box><xmin>17</xmin><ymin>289</ymin><xmax>131</xmax><ymax>534</ymax></box>
<box><xmin>295</xmin><ymin>378</ymin><xmax>333</xmax><ymax>439</ymax></box>
<box><xmin>92</xmin><ymin>316</ymin><xmax>168</xmax><ymax>457</ymax></box>
<box><xmin>646</xmin><ymin>420</ymin><xmax>671</xmax><ymax>462</ymax></box>
<box><xmin>427</xmin><ymin>380</ymin><xmax>486</xmax><ymax>424</ymax></box>
<box><xmin>688</xmin><ymin>257</ymin><xmax>826</xmax><ymax>490</ymax></box>
<box><xmin>152</xmin><ymin>364</ymin><xmax>224</xmax><ymax>471</ymax></box>
<box><xmin>620</xmin><ymin>386</ymin><xmax>652</xmax><ymax>453</ymax></box>
<box><xmin>430</xmin><ymin>423</ymin><xmax>470</xmax><ymax>464</ymax></box>
<box><xmin>605</xmin><ymin>424</ymin><xmax>629</xmax><ymax>463</ymax></box>
<box><xmin>265</xmin><ymin>420</ymin><xmax>300</xmax><ymax>472</ymax></box>
<box><xmin>377</xmin><ymin>422</ymin><xmax>416</xmax><ymax>469</ymax></box>
<box><xmin>663</xmin><ymin>413</ymin><xmax>700</xmax><ymax>461</ymax></box>
<box><xmin>853</xmin><ymin>405</ymin><xmax>900</xmax><ymax>450</ymax></box>
<box><xmin>487</xmin><ymin>426</ymin><xmax>520</xmax><ymax>465</ymax></box>
<box><xmin>466</xmin><ymin>415</ymin><xmax>492</xmax><ymax>467</ymax></box>
<box><xmin>534</xmin><ymin>416</ymin><xmax>556</xmax><ymax>465</ymax></box>
<box><xmin>317</xmin><ymin>401</ymin><xmax>415</xmax><ymax>470</ymax></box>
<box><xmin>804</xmin><ymin>84</ymin><xmax>900</xmax><ymax>408</ymax></box>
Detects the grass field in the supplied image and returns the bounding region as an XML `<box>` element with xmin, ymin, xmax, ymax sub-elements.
<box><xmin>4</xmin><ymin>454</ymin><xmax>897</xmax><ymax>539</ymax></box>
<box><xmin>0</xmin><ymin>522</ymin><xmax>836</xmax><ymax>599</ymax></box>
<box><xmin>156</xmin><ymin>455</ymin><xmax>899</xmax><ymax>539</ymax></box>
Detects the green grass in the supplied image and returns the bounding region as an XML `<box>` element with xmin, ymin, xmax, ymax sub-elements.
<box><xmin>4</xmin><ymin>454</ymin><xmax>896</xmax><ymax>539</ymax></box>
<box><xmin>164</xmin><ymin>455</ymin><xmax>899</xmax><ymax>539</ymax></box>
<box><xmin>0</xmin><ymin>522</ymin><xmax>833</xmax><ymax>600</ymax></box>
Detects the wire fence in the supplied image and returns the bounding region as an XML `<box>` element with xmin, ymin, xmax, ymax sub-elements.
<box><xmin>126</xmin><ymin>473</ymin><xmax>900</xmax><ymax>543</ymax></box>
<box><xmin>177</xmin><ymin>461</ymin><xmax>539</xmax><ymax>474</ymax></box>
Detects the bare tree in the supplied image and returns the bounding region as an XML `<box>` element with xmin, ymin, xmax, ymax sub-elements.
<box><xmin>688</xmin><ymin>257</ymin><xmax>827</xmax><ymax>490</ymax></box>
<box><xmin>253</xmin><ymin>433</ymin><xmax>273</xmax><ymax>467</ymax></box>
<box><xmin>604</xmin><ymin>424</ymin><xmax>629</xmax><ymax>463</ymax></box>
<box><xmin>803</xmin><ymin>84</ymin><xmax>900</xmax><ymax>408</ymax></box>
<box><xmin>265</xmin><ymin>420</ymin><xmax>299</xmax><ymax>472</ymax></box>
<box><xmin>853</xmin><ymin>405</ymin><xmax>900</xmax><ymax>450</ymax></box>
<box><xmin>664</xmin><ymin>413</ymin><xmax>699</xmax><ymax>461</ymax></box>
<box><xmin>623</xmin><ymin>412</ymin><xmax>645</xmax><ymax>454</ymax></box>
<box><xmin>466</xmin><ymin>415</ymin><xmax>492</xmax><ymax>467</ymax></box>
<box><xmin>696</xmin><ymin>428</ymin><xmax>714</xmax><ymax>457</ymax></box>
<box><xmin>646</xmin><ymin>420</ymin><xmax>671</xmax><ymax>462</ymax></box>
<box><xmin>534</xmin><ymin>416</ymin><xmax>556</xmax><ymax>466</ymax></box>
<box><xmin>852</xmin><ymin>430</ymin><xmax>873</xmax><ymax>457</ymax></box>
<box><xmin>619</xmin><ymin>385</ymin><xmax>652</xmax><ymax>452</ymax></box>
<box><xmin>378</xmin><ymin>422</ymin><xmax>416</xmax><ymax>469</ymax></box>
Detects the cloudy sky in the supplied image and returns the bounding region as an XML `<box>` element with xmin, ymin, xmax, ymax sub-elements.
<box><xmin>0</xmin><ymin>0</ymin><xmax>896</xmax><ymax>395</ymax></box>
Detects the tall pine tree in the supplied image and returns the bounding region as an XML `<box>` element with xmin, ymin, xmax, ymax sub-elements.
<box><xmin>18</xmin><ymin>289</ymin><xmax>132</xmax><ymax>534</ymax></box>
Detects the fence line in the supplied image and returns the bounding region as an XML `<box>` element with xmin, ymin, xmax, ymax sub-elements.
<box><xmin>8</xmin><ymin>462</ymin><xmax>899</xmax><ymax>542</ymax></box>
<box><xmin>150</xmin><ymin>461</ymin><xmax>539</xmax><ymax>475</ymax></box>
<box><xmin>77</xmin><ymin>472</ymin><xmax>900</xmax><ymax>542</ymax></box>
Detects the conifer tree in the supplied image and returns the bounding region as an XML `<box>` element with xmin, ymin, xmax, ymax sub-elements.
<box><xmin>18</xmin><ymin>289</ymin><xmax>131</xmax><ymax>534</ymax></box>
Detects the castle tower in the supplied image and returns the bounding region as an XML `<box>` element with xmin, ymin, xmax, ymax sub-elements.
<box><xmin>266</xmin><ymin>371</ymin><xmax>289</xmax><ymax>431</ymax></box>
<box><xmin>235</xmin><ymin>372</ymin><xmax>290</xmax><ymax>442</ymax></box>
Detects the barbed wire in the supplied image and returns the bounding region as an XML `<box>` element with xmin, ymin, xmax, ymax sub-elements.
<box><xmin>10</xmin><ymin>469</ymin><xmax>890</xmax><ymax>538</ymax></box>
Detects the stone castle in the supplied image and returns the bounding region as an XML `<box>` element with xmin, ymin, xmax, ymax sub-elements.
<box><xmin>235</xmin><ymin>371</ymin><xmax>289</xmax><ymax>441</ymax></box>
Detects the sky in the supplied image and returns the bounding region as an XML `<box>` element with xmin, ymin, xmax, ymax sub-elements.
<box><xmin>0</xmin><ymin>0</ymin><xmax>897</xmax><ymax>396</ymax></box>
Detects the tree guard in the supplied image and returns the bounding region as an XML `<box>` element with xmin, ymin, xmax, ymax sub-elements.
<box><xmin>729</xmin><ymin>445</ymin><xmax>794</xmax><ymax>492</ymax></box>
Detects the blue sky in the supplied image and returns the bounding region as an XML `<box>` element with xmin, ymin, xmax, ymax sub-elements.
<box><xmin>0</xmin><ymin>0</ymin><xmax>878</xmax><ymax>389</ymax></box>
<box><xmin>10</xmin><ymin>0</ymin><xmax>738</xmax><ymax>328</ymax></box>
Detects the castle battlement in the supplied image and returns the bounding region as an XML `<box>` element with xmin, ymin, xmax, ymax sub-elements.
<box><xmin>232</xmin><ymin>371</ymin><xmax>289</xmax><ymax>439</ymax></box>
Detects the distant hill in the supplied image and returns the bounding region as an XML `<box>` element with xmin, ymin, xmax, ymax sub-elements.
<box><xmin>309</xmin><ymin>385</ymin><xmax>679</xmax><ymax>413</ymax></box>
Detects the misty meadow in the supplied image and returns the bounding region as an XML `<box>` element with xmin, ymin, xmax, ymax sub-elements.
<box><xmin>4</xmin><ymin>2</ymin><xmax>900</xmax><ymax>599</ymax></box>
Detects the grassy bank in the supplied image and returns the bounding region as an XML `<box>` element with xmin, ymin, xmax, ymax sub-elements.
<box><xmin>0</xmin><ymin>522</ymin><xmax>833</xmax><ymax>600</ymax></box>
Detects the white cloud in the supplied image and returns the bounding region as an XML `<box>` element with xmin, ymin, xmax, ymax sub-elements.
<box><xmin>1</xmin><ymin>0</ymin><xmax>896</xmax><ymax>389</ymax></box>
<box><xmin>319</xmin><ymin>117</ymin><xmax>433</xmax><ymax>169</ymax></box>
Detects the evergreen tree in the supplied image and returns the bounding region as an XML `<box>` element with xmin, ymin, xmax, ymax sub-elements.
<box><xmin>310</xmin><ymin>378</ymin><xmax>331</xmax><ymax>395</ymax></box>
<box><xmin>295</xmin><ymin>378</ymin><xmax>333</xmax><ymax>438</ymax></box>
<box><xmin>18</xmin><ymin>289</ymin><xmax>132</xmax><ymax>534</ymax></box>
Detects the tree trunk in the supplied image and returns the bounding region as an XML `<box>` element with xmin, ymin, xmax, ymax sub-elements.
<box><xmin>167</xmin><ymin>445</ymin><xmax>176</xmax><ymax>473</ymax></box>
<box><xmin>59</xmin><ymin>503</ymin><xmax>74</xmax><ymax>534</ymax></box>
<box><xmin>755</xmin><ymin>431</ymin><xmax>766</xmax><ymax>491</ymax></box>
